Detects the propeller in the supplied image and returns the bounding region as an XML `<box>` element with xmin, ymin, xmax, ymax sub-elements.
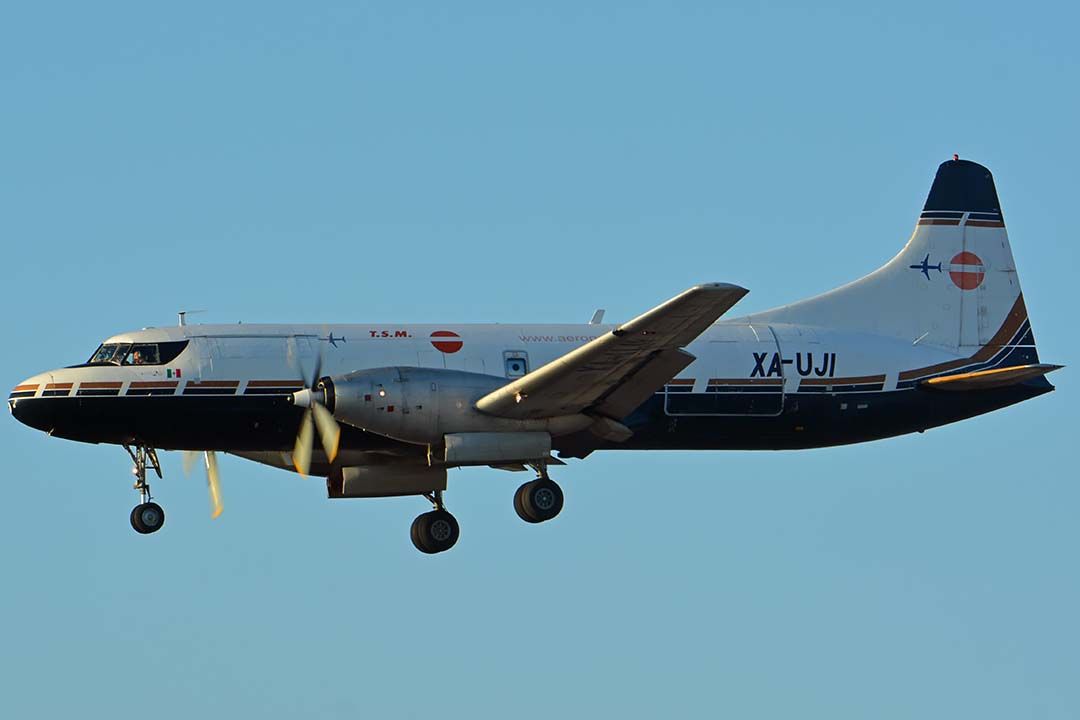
<box><xmin>290</xmin><ymin>351</ymin><xmax>341</xmax><ymax>477</ymax></box>
<box><xmin>183</xmin><ymin>450</ymin><xmax>224</xmax><ymax>519</ymax></box>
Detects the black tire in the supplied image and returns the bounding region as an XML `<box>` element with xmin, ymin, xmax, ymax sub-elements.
<box><xmin>410</xmin><ymin>513</ymin><xmax>423</xmax><ymax>550</ymax></box>
<box><xmin>514</xmin><ymin>482</ymin><xmax>541</xmax><ymax>523</ymax></box>
<box><xmin>130</xmin><ymin>505</ymin><xmax>148</xmax><ymax>534</ymax></box>
<box><xmin>131</xmin><ymin>502</ymin><xmax>165</xmax><ymax>534</ymax></box>
<box><xmin>517</xmin><ymin>478</ymin><xmax>564</xmax><ymax>523</ymax></box>
<box><xmin>411</xmin><ymin>510</ymin><xmax>459</xmax><ymax>554</ymax></box>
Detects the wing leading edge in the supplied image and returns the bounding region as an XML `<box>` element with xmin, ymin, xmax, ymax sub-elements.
<box><xmin>475</xmin><ymin>283</ymin><xmax>749</xmax><ymax>421</ymax></box>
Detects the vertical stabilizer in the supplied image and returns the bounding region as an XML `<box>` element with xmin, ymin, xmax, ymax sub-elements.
<box><xmin>750</xmin><ymin>158</ymin><xmax>1038</xmax><ymax>364</ymax></box>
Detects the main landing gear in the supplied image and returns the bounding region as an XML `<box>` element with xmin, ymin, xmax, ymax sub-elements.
<box><xmin>411</xmin><ymin>490</ymin><xmax>460</xmax><ymax>554</ymax></box>
<box><xmin>514</xmin><ymin>474</ymin><xmax>564</xmax><ymax>524</ymax></box>
<box><xmin>409</xmin><ymin>470</ymin><xmax>565</xmax><ymax>553</ymax></box>
<box><xmin>126</xmin><ymin>445</ymin><xmax>165</xmax><ymax>535</ymax></box>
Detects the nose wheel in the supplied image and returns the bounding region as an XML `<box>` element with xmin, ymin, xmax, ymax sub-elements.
<box><xmin>411</xmin><ymin>490</ymin><xmax>460</xmax><ymax>554</ymax></box>
<box><xmin>125</xmin><ymin>444</ymin><xmax>166</xmax><ymax>535</ymax></box>
<box><xmin>131</xmin><ymin>502</ymin><xmax>166</xmax><ymax>534</ymax></box>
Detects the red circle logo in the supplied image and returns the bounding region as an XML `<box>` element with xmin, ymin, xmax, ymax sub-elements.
<box><xmin>949</xmin><ymin>251</ymin><xmax>985</xmax><ymax>290</ymax></box>
<box><xmin>431</xmin><ymin>330</ymin><xmax>463</xmax><ymax>354</ymax></box>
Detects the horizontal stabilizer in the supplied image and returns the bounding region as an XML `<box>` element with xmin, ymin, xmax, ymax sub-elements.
<box><xmin>922</xmin><ymin>364</ymin><xmax>1062</xmax><ymax>391</ymax></box>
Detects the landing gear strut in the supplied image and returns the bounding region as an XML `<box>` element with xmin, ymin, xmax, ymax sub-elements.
<box><xmin>411</xmin><ymin>489</ymin><xmax>459</xmax><ymax>554</ymax></box>
<box><xmin>515</xmin><ymin>467</ymin><xmax>564</xmax><ymax>524</ymax></box>
<box><xmin>125</xmin><ymin>444</ymin><xmax>165</xmax><ymax>535</ymax></box>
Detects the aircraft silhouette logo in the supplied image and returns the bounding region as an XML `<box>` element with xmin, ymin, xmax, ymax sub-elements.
<box><xmin>909</xmin><ymin>253</ymin><xmax>943</xmax><ymax>280</ymax></box>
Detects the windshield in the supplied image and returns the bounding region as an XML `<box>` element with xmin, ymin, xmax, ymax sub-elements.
<box><xmin>88</xmin><ymin>343</ymin><xmax>129</xmax><ymax>365</ymax></box>
<box><xmin>85</xmin><ymin>341</ymin><xmax>188</xmax><ymax>367</ymax></box>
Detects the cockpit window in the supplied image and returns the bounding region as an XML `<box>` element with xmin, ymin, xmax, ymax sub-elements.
<box><xmin>123</xmin><ymin>344</ymin><xmax>160</xmax><ymax>365</ymax></box>
<box><xmin>88</xmin><ymin>343</ymin><xmax>129</xmax><ymax>365</ymax></box>
<box><xmin>84</xmin><ymin>341</ymin><xmax>189</xmax><ymax>367</ymax></box>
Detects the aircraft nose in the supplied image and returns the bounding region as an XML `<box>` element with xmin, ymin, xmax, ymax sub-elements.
<box><xmin>8</xmin><ymin>377</ymin><xmax>54</xmax><ymax>433</ymax></box>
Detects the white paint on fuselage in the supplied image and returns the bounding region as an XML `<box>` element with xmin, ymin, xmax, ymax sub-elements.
<box><xmin>16</xmin><ymin>320</ymin><xmax>964</xmax><ymax>398</ymax></box>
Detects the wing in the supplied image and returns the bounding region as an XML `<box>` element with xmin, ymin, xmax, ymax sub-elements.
<box><xmin>475</xmin><ymin>283</ymin><xmax>748</xmax><ymax>420</ymax></box>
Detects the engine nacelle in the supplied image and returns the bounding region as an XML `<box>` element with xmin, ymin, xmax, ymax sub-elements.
<box><xmin>322</xmin><ymin>367</ymin><xmax>591</xmax><ymax>447</ymax></box>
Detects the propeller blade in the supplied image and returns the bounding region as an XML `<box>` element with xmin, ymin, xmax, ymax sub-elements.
<box><xmin>204</xmin><ymin>451</ymin><xmax>224</xmax><ymax>519</ymax></box>
<box><xmin>182</xmin><ymin>450</ymin><xmax>199</xmax><ymax>476</ymax></box>
<box><xmin>311</xmin><ymin>401</ymin><xmax>341</xmax><ymax>463</ymax></box>
<box><xmin>293</xmin><ymin>409</ymin><xmax>314</xmax><ymax>477</ymax></box>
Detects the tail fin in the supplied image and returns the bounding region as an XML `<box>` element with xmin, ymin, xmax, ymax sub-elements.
<box><xmin>752</xmin><ymin>158</ymin><xmax>1039</xmax><ymax>364</ymax></box>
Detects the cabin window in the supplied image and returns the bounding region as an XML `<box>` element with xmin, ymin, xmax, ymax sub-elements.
<box><xmin>504</xmin><ymin>354</ymin><xmax>528</xmax><ymax>378</ymax></box>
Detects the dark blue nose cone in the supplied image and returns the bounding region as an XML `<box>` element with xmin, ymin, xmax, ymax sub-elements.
<box><xmin>9</xmin><ymin>396</ymin><xmax>55</xmax><ymax>433</ymax></box>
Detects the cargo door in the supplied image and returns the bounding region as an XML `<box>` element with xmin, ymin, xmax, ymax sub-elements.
<box><xmin>664</xmin><ymin>324</ymin><xmax>784</xmax><ymax>416</ymax></box>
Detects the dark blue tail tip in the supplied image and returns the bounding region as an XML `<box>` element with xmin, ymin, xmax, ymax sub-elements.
<box><xmin>923</xmin><ymin>158</ymin><xmax>1003</xmax><ymax>215</ymax></box>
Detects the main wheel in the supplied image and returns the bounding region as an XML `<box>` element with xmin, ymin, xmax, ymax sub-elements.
<box><xmin>514</xmin><ymin>478</ymin><xmax>563</xmax><ymax>523</ymax></box>
<box><xmin>130</xmin><ymin>502</ymin><xmax>166</xmax><ymax>534</ymax></box>
<box><xmin>514</xmin><ymin>485</ymin><xmax>540</xmax><ymax>524</ymax></box>
<box><xmin>410</xmin><ymin>510</ymin><xmax>460</xmax><ymax>554</ymax></box>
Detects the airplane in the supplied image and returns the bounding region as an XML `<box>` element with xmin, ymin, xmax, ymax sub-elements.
<box><xmin>909</xmin><ymin>253</ymin><xmax>943</xmax><ymax>280</ymax></box>
<box><xmin>8</xmin><ymin>157</ymin><xmax>1062</xmax><ymax>554</ymax></box>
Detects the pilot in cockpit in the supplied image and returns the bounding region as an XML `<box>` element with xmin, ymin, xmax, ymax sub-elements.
<box><xmin>125</xmin><ymin>345</ymin><xmax>159</xmax><ymax>366</ymax></box>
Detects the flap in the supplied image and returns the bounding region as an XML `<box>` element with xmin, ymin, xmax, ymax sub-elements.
<box><xmin>592</xmin><ymin>348</ymin><xmax>695</xmax><ymax>419</ymax></box>
<box><xmin>475</xmin><ymin>283</ymin><xmax>748</xmax><ymax>420</ymax></box>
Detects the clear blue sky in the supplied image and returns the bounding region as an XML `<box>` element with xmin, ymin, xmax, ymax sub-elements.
<box><xmin>2</xmin><ymin>2</ymin><xmax>1077</xmax><ymax>717</ymax></box>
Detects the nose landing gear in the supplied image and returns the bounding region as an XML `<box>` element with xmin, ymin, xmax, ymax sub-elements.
<box><xmin>125</xmin><ymin>444</ymin><xmax>165</xmax><ymax>535</ymax></box>
<box><xmin>131</xmin><ymin>501</ymin><xmax>165</xmax><ymax>534</ymax></box>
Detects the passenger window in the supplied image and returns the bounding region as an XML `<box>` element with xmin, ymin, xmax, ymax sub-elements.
<box><xmin>124</xmin><ymin>344</ymin><xmax>161</xmax><ymax>366</ymax></box>
<box><xmin>504</xmin><ymin>354</ymin><xmax>528</xmax><ymax>378</ymax></box>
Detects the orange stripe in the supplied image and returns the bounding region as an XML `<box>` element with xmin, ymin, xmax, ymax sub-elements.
<box><xmin>13</xmin><ymin>384</ymin><xmax>39</xmax><ymax>391</ymax></box>
<box><xmin>80</xmin><ymin>381</ymin><xmax>122</xmax><ymax>389</ymax></box>
<box><xmin>966</xmin><ymin>220</ymin><xmax>1005</xmax><ymax>228</ymax></box>
<box><xmin>246</xmin><ymin>380</ymin><xmax>305</xmax><ymax>387</ymax></box>
<box><xmin>899</xmin><ymin>294</ymin><xmax>1027</xmax><ymax>381</ymax></box>
<box><xmin>801</xmin><ymin>374</ymin><xmax>885</xmax><ymax>386</ymax></box>
<box><xmin>129</xmin><ymin>381</ymin><xmax>179</xmax><ymax>389</ymax></box>
<box><xmin>925</xmin><ymin>364</ymin><xmax>1044</xmax><ymax>386</ymax></box>
<box><xmin>667</xmin><ymin>379</ymin><xmax>695</xmax><ymax>385</ymax></box>
<box><xmin>918</xmin><ymin>219</ymin><xmax>961</xmax><ymax>226</ymax></box>
<box><xmin>45</xmin><ymin>383</ymin><xmax>74</xmax><ymax>390</ymax></box>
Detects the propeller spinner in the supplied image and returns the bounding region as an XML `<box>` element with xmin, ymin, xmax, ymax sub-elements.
<box><xmin>289</xmin><ymin>354</ymin><xmax>341</xmax><ymax>477</ymax></box>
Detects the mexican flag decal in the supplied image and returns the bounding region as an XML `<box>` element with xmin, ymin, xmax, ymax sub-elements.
<box><xmin>166</xmin><ymin>368</ymin><xmax>183</xmax><ymax>379</ymax></box>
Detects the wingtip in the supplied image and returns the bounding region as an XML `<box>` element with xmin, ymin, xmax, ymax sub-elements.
<box><xmin>693</xmin><ymin>282</ymin><xmax>749</xmax><ymax>296</ymax></box>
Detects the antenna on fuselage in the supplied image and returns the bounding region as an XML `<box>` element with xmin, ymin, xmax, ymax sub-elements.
<box><xmin>178</xmin><ymin>309</ymin><xmax>207</xmax><ymax>327</ymax></box>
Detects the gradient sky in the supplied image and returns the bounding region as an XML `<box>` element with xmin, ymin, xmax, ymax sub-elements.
<box><xmin>2</xmin><ymin>2</ymin><xmax>1077</xmax><ymax>718</ymax></box>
